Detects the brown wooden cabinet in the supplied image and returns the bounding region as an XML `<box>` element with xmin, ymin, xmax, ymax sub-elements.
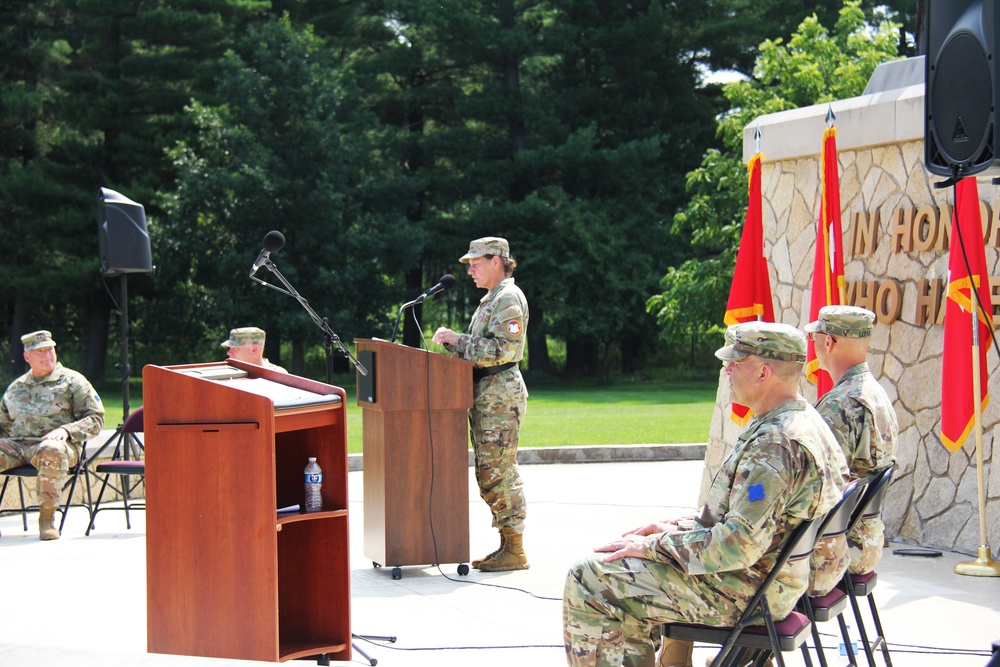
<box><xmin>143</xmin><ymin>360</ymin><xmax>350</xmax><ymax>663</ymax></box>
<box><xmin>355</xmin><ymin>339</ymin><xmax>473</xmax><ymax>576</ymax></box>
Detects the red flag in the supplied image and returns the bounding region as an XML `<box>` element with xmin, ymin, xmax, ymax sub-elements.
<box><xmin>806</xmin><ymin>126</ymin><xmax>846</xmax><ymax>398</ymax></box>
<box><xmin>725</xmin><ymin>153</ymin><xmax>774</xmax><ymax>326</ymax></box>
<box><xmin>941</xmin><ymin>177</ymin><xmax>992</xmax><ymax>452</ymax></box>
<box><xmin>725</xmin><ymin>153</ymin><xmax>774</xmax><ymax>424</ymax></box>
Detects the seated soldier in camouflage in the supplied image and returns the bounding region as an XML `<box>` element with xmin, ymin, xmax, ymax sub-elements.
<box><xmin>0</xmin><ymin>331</ymin><xmax>104</xmax><ymax>540</ymax></box>
<box><xmin>221</xmin><ymin>326</ymin><xmax>287</xmax><ymax>373</ymax></box>
<box><xmin>563</xmin><ymin>322</ymin><xmax>849</xmax><ymax>667</ymax></box>
<box><xmin>806</xmin><ymin>306</ymin><xmax>898</xmax><ymax>578</ymax></box>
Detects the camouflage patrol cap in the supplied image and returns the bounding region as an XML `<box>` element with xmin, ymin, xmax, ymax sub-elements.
<box><xmin>459</xmin><ymin>237</ymin><xmax>510</xmax><ymax>264</ymax></box>
<box><xmin>221</xmin><ymin>327</ymin><xmax>266</xmax><ymax>348</ymax></box>
<box><xmin>22</xmin><ymin>330</ymin><xmax>56</xmax><ymax>352</ymax></box>
<box><xmin>804</xmin><ymin>305</ymin><xmax>874</xmax><ymax>338</ymax></box>
<box><xmin>715</xmin><ymin>321</ymin><xmax>807</xmax><ymax>363</ymax></box>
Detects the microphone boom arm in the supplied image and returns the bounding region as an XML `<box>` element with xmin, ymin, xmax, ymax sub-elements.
<box><xmin>389</xmin><ymin>294</ymin><xmax>434</xmax><ymax>343</ymax></box>
<box><xmin>251</xmin><ymin>259</ymin><xmax>368</xmax><ymax>376</ymax></box>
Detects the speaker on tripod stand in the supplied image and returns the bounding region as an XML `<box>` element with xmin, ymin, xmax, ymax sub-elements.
<box><xmin>88</xmin><ymin>188</ymin><xmax>154</xmax><ymax>531</ymax></box>
<box><xmin>925</xmin><ymin>0</ymin><xmax>1000</xmax><ymax>179</ymax></box>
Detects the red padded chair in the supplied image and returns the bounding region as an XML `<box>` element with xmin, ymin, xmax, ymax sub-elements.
<box><xmin>86</xmin><ymin>407</ymin><xmax>145</xmax><ymax>535</ymax></box>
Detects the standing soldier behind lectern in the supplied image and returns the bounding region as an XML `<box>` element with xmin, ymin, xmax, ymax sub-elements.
<box><xmin>432</xmin><ymin>236</ymin><xmax>530</xmax><ymax>572</ymax></box>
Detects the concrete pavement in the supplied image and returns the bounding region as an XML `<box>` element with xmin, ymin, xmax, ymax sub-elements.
<box><xmin>1</xmin><ymin>457</ymin><xmax>998</xmax><ymax>667</ymax></box>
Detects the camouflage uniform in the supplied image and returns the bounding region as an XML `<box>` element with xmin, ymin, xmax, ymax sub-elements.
<box><xmin>815</xmin><ymin>362</ymin><xmax>897</xmax><ymax>574</ymax></box>
<box><xmin>807</xmin><ymin>306</ymin><xmax>898</xmax><ymax>578</ymax></box>
<box><xmin>564</xmin><ymin>323</ymin><xmax>848</xmax><ymax>667</ymax></box>
<box><xmin>1</xmin><ymin>362</ymin><xmax>104</xmax><ymax>509</ymax></box>
<box><xmin>221</xmin><ymin>326</ymin><xmax>287</xmax><ymax>372</ymax></box>
<box><xmin>449</xmin><ymin>275</ymin><xmax>529</xmax><ymax>532</ymax></box>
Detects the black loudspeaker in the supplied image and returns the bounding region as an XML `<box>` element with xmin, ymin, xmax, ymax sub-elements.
<box><xmin>97</xmin><ymin>187</ymin><xmax>153</xmax><ymax>277</ymax></box>
<box><xmin>924</xmin><ymin>0</ymin><xmax>1000</xmax><ymax>177</ymax></box>
<box><xmin>925</xmin><ymin>0</ymin><xmax>1000</xmax><ymax>177</ymax></box>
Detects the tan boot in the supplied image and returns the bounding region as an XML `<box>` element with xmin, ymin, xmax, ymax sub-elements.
<box><xmin>658</xmin><ymin>638</ymin><xmax>693</xmax><ymax>667</ymax></box>
<box><xmin>471</xmin><ymin>530</ymin><xmax>507</xmax><ymax>569</ymax></box>
<box><xmin>38</xmin><ymin>506</ymin><xmax>60</xmax><ymax>541</ymax></box>
<box><xmin>478</xmin><ymin>526</ymin><xmax>529</xmax><ymax>571</ymax></box>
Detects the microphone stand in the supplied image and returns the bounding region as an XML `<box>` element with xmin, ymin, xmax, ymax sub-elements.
<box><xmin>251</xmin><ymin>258</ymin><xmax>393</xmax><ymax>666</ymax></box>
<box><xmin>251</xmin><ymin>259</ymin><xmax>368</xmax><ymax>376</ymax></box>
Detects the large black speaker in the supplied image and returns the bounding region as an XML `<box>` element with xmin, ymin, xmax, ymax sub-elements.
<box><xmin>925</xmin><ymin>0</ymin><xmax>1000</xmax><ymax>177</ymax></box>
<box><xmin>97</xmin><ymin>187</ymin><xmax>153</xmax><ymax>277</ymax></box>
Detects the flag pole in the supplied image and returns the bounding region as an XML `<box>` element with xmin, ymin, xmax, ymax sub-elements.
<box><xmin>954</xmin><ymin>264</ymin><xmax>1000</xmax><ymax>576</ymax></box>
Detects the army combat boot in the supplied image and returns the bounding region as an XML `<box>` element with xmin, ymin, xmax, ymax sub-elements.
<box><xmin>478</xmin><ymin>526</ymin><xmax>529</xmax><ymax>571</ymax></box>
<box><xmin>657</xmin><ymin>638</ymin><xmax>693</xmax><ymax>667</ymax></box>
<box><xmin>38</xmin><ymin>506</ymin><xmax>60</xmax><ymax>541</ymax></box>
<box><xmin>472</xmin><ymin>529</ymin><xmax>507</xmax><ymax>569</ymax></box>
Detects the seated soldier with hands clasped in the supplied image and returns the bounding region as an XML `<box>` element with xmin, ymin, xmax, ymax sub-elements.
<box><xmin>563</xmin><ymin>322</ymin><xmax>849</xmax><ymax>667</ymax></box>
<box><xmin>0</xmin><ymin>330</ymin><xmax>104</xmax><ymax>540</ymax></box>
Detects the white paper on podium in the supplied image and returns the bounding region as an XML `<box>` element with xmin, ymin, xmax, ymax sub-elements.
<box><xmin>227</xmin><ymin>377</ymin><xmax>342</xmax><ymax>409</ymax></box>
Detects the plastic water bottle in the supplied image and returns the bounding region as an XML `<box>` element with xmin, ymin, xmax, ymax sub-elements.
<box><xmin>304</xmin><ymin>457</ymin><xmax>323</xmax><ymax>513</ymax></box>
<box><xmin>839</xmin><ymin>623</ymin><xmax>859</xmax><ymax>657</ymax></box>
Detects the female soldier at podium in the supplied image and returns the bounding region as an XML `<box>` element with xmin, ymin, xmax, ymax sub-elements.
<box><xmin>432</xmin><ymin>236</ymin><xmax>530</xmax><ymax>572</ymax></box>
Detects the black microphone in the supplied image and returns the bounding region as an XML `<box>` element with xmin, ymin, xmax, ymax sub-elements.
<box><xmin>250</xmin><ymin>230</ymin><xmax>286</xmax><ymax>276</ymax></box>
<box><xmin>416</xmin><ymin>274</ymin><xmax>456</xmax><ymax>302</ymax></box>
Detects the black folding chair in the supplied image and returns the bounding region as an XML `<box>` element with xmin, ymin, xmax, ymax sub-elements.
<box><xmin>799</xmin><ymin>478</ymin><xmax>870</xmax><ymax>667</ymax></box>
<box><xmin>0</xmin><ymin>442</ymin><xmax>93</xmax><ymax>535</ymax></box>
<box><xmin>662</xmin><ymin>513</ymin><xmax>828</xmax><ymax>667</ymax></box>
<box><xmin>843</xmin><ymin>467</ymin><xmax>895</xmax><ymax>667</ymax></box>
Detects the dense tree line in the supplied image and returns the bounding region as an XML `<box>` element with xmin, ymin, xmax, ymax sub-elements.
<box><xmin>1</xmin><ymin>0</ymin><xmax>917</xmax><ymax>386</ymax></box>
<box><xmin>647</xmin><ymin>1</ymin><xmax>908</xmax><ymax>363</ymax></box>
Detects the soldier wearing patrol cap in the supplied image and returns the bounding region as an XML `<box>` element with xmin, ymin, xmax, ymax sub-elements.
<box><xmin>564</xmin><ymin>321</ymin><xmax>848</xmax><ymax>667</ymax></box>
<box><xmin>432</xmin><ymin>236</ymin><xmax>530</xmax><ymax>572</ymax></box>
<box><xmin>0</xmin><ymin>330</ymin><xmax>104</xmax><ymax>540</ymax></box>
<box><xmin>221</xmin><ymin>327</ymin><xmax>286</xmax><ymax>373</ymax></box>
<box><xmin>805</xmin><ymin>305</ymin><xmax>898</xmax><ymax>577</ymax></box>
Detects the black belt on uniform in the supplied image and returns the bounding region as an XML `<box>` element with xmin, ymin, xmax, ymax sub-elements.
<box><xmin>472</xmin><ymin>362</ymin><xmax>517</xmax><ymax>381</ymax></box>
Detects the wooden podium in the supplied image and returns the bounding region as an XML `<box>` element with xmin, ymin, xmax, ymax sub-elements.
<box><xmin>143</xmin><ymin>360</ymin><xmax>351</xmax><ymax>663</ymax></box>
<box><xmin>355</xmin><ymin>339</ymin><xmax>473</xmax><ymax>577</ymax></box>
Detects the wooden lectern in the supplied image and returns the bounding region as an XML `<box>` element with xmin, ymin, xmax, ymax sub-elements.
<box><xmin>143</xmin><ymin>360</ymin><xmax>351</xmax><ymax>663</ymax></box>
<box><xmin>355</xmin><ymin>339</ymin><xmax>473</xmax><ymax>576</ymax></box>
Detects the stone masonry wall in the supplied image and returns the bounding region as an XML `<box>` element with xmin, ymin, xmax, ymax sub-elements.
<box><xmin>702</xmin><ymin>133</ymin><xmax>1000</xmax><ymax>558</ymax></box>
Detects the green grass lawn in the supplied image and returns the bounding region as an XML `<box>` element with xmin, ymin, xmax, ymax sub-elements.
<box><xmin>341</xmin><ymin>377</ymin><xmax>717</xmax><ymax>453</ymax></box>
<box><xmin>517</xmin><ymin>380</ymin><xmax>718</xmax><ymax>447</ymax></box>
<box><xmin>103</xmin><ymin>376</ymin><xmax>719</xmax><ymax>454</ymax></box>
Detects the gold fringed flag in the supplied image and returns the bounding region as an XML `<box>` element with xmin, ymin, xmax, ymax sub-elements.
<box><xmin>941</xmin><ymin>176</ymin><xmax>992</xmax><ymax>452</ymax></box>
<box><xmin>724</xmin><ymin>153</ymin><xmax>774</xmax><ymax>424</ymax></box>
<box><xmin>725</xmin><ymin>154</ymin><xmax>774</xmax><ymax>326</ymax></box>
<box><xmin>807</xmin><ymin>126</ymin><xmax>846</xmax><ymax>399</ymax></box>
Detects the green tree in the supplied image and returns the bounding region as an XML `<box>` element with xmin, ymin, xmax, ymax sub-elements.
<box><xmin>368</xmin><ymin>1</ymin><xmax>723</xmax><ymax>378</ymax></box>
<box><xmin>648</xmin><ymin>0</ymin><xmax>901</xmax><ymax>350</ymax></box>
<box><xmin>0</xmin><ymin>1</ymin><xmax>266</xmax><ymax>382</ymax></box>
<box><xmin>682</xmin><ymin>0</ymin><xmax>917</xmax><ymax>76</ymax></box>
<box><xmin>160</xmin><ymin>16</ymin><xmax>412</xmax><ymax>373</ymax></box>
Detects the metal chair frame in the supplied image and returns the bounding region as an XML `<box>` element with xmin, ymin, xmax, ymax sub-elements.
<box><xmin>843</xmin><ymin>467</ymin><xmax>895</xmax><ymax>667</ymax></box>
<box><xmin>799</xmin><ymin>478</ymin><xmax>870</xmax><ymax>667</ymax></box>
<box><xmin>662</xmin><ymin>513</ymin><xmax>829</xmax><ymax>667</ymax></box>
<box><xmin>0</xmin><ymin>442</ymin><xmax>94</xmax><ymax>534</ymax></box>
<box><xmin>86</xmin><ymin>407</ymin><xmax>145</xmax><ymax>535</ymax></box>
